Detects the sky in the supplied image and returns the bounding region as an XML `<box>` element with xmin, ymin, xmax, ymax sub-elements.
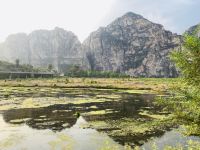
<box><xmin>0</xmin><ymin>0</ymin><xmax>199</xmax><ymax>42</ymax></box>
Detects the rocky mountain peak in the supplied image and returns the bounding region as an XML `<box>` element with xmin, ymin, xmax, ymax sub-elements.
<box><xmin>82</xmin><ymin>12</ymin><xmax>182</xmax><ymax>77</ymax></box>
<box><xmin>121</xmin><ymin>12</ymin><xmax>143</xmax><ymax>19</ymax></box>
<box><xmin>0</xmin><ymin>12</ymin><xmax>184</xmax><ymax>77</ymax></box>
<box><xmin>108</xmin><ymin>11</ymin><xmax>163</xmax><ymax>29</ymax></box>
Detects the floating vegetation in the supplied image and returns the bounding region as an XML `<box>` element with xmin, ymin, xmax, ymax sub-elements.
<box><xmin>0</xmin><ymin>78</ymin><xmax>199</xmax><ymax>149</ymax></box>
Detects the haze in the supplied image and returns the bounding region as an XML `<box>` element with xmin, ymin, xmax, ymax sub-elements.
<box><xmin>0</xmin><ymin>0</ymin><xmax>199</xmax><ymax>42</ymax></box>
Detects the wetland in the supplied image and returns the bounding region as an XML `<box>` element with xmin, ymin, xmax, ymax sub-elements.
<box><xmin>0</xmin><ymin>78</ymin><xmax>199</xmax><ymax>150</ymax></box>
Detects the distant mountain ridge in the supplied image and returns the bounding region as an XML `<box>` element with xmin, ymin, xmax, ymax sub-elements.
<box><xmin>0</xmin><ymin>27</ymin><xmax>82</xmax><ymax>72</ymax></box>
<box><xmin>1</xmin><ymin>12</ymin><xmax>198</xmax><ymax>77</ymax></box>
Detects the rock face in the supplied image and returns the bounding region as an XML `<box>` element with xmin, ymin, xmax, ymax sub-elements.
<box><xmin>0</xmin><ymin>12</ymin><xmax>184</xmax><ymax>77</ymax></box>
<box><xmin>29</xmin><ymin>27</ymin><xmax>82</xmax><ymax>71</ymax></box>
<box><xmin>0</xmin><ymin>33</ymin><xmax>29</xmax><ymax>64</ymax></box>
<box><xmin>82</xmin><ymin>12</ymin><xmax>182</xmax><ymax>77</ymax></box>
<box><xmin>186</xmin><ymin>23</ymin><xmax>200</xmax><ymax>37</ymax></box>
<box><xmin>0</xmin><ymin>27</ymin><xmax>82</xmax><ymax>72</ymax></box>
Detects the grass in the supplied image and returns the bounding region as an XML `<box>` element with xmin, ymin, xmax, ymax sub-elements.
<box><xmin>0</xmin><ymin>77</ymin><xmax>178</xmax><ymax>110</ymax></box>
<box><xmin>0</xmin><ymin>77</ymin><xmax>180</xmax><ymax>92</ymax></box>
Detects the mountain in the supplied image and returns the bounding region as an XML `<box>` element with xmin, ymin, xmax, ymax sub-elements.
<box><xmin>82</xmin><ymin>12</ymin><xmax>182</xmax><ymax>77</ymax></box>
<box><xmin>29</xmin><ymin>27</ymin><xmax>82</xmax><ymax>71</ymax></box>
<box><xmin>0</xmin><ymin>12</ymin><xmax>183</xmax><ymax>77</ymax></box>
<box><xmin>0</xmin><ymin>27</ymin><xmax>82</xmax><ymax>72</ymax></box>
<box><xmin>186</xmin><ymin>23</ymin><xmax>200</xmax><ymax>37</ymax></box>
<box><xmin>0</xmin><ymin>33</ymin><xmax>29</xmax><ymax>64</ymax></box>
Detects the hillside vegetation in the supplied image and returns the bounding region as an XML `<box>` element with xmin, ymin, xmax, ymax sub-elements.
<box><xmin>0</xmin><ymin>60</ymin><xmax>48</xmax><ymax>72</ymax></box>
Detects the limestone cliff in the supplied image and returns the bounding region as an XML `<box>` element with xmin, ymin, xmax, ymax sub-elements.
<box><xmin>29</xmin><ymin>27</ymin><xmax>82</xmax><ymax>71</ymax></box>
<box><xmin>0</xmin><ymin>33</ymin><xmax>29</xmax><ymax>64</ymax></box>
<box><xmin>0</xmin><ymin>12</ymin><xmax>184</xmax><ymax>76</ymax></box>
<box><xmin>82</xmin><ymin>12</ymin><xmax>182</xmax><ymax>77</ymax></box>
<box><xmin>0</xmin><ymin>27</ymin><xmax>81</xmax><ymax>72</ymax></box>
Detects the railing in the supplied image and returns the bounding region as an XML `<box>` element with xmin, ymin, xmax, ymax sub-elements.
<box><xmin>0</xmin><ymin>71</ymin><xmax>54</xmax><ymax>75</ymax></box>
<box><xmin>0</xmin><ymin>71</ymin><xmax>55</xmax><ymax>79</ymax></box>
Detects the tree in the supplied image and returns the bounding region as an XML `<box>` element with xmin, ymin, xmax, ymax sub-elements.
<box><xmin>48</xmin><ymin>64</ymin><xmax>53</xmax><ymax>71</ymax></box>
<box><xmin>158</xmin><ymin>34</ymin><xmax>200</xmax><ymax>135</ymax></box>
<box><xmin>171</xmin><ymin>35</ymin><xmax>200</xmax><ymax>87</ymax></box>
<box><xmin>156</xmin><ymin>28</ymin><xmax>200</xmax><ymax>135</ymax></box>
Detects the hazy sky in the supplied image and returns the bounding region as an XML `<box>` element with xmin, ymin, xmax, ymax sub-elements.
<box><xmin>0</xmin><ymin>0</ymin><xmax>199</xmax><ymax>42</ymax></box>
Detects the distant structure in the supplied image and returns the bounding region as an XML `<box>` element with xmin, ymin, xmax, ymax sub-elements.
<box><xmin>0</xmin><ymin>71</ymin><xmax>54</xmax><ymax>79</ymax></box>
<box><xmin>58</xmin><ymin>57</ymin><xmax>85</xmax><ymax>72</ymax></box>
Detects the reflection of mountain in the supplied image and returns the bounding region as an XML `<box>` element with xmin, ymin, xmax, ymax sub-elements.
<box><xmin>83</xmin><ymin>94</ymin><xmax>155</xmax><ymax>122</ymax></box>
<box><xmin>3</xmin><ymin>107</ymin><xmax>78</xmax><ymax>131</ymax></box>
<box><xmin>3</xmin><ymin>93</ymin><xmax>155</xmax><ymax>132</ymax></box>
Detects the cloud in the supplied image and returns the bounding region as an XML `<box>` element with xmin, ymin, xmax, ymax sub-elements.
<box><xmin>0</xmin><ymin>0</ymin><xmax>115</xmax><ymax>42</ymax></box>
<box><xmin>0</xmin><ymin>0</ymin><xmax>199</xmax><ymax>42</ymax></box>
<box><xmin>175</xmin><ymin>0</ymin><xmax>195</xmax><ymax>5</ymax></box>
<box><xmin>100</xmin><ymin>0</ymin><xmax>200</xmax><ymax>34</ymax></box>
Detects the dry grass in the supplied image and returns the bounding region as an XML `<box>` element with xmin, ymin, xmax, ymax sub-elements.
<box><xmin>0</xmin><ymin>77</ymin><xmax>180</xmax><ymax>93</ymax></box>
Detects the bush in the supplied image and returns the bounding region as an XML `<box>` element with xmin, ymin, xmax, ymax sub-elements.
<box><xmin>62</xmin><ymin>64</ymin><xmax>130</xmax><ymax>78</ymax></box>
<box><xmin>157</xmin><ymin>34</ymin><xmax>200</xmax><ymax>135</ymax></box>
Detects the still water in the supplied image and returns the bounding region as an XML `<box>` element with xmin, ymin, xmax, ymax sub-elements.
<box><xmin>0</xmin><ymin>88</ymin><xmax>199</xmax><ymax>150</ymax></box>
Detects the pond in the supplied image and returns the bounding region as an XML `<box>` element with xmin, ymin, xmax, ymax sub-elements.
<box><xmin>0</xmin><ymin>87</ymin><xmax>199</xmax><ymax>149</ymax></box>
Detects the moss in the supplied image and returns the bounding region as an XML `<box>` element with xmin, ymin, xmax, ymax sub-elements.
<box><xmin>9</xmin><ymin>118</ymin><xmax>30</xmax><ymax>124</ymax></box>
<box><xmin>22</xmin><ymin>98</ymin><xmax>36</xmax><ymax>108</ymax></box>
<box><xmin>138</xmin><ymin>110</ymin><xmax>168</xmax><ymax>120</ymax></box>
<box><xmin>0</xmin><ymin>77</ymin><xmax>183</xmax><ymax>148</ymax></box>
<box><xmin>88</xmin><ymin>121</ymin><xmax>110</xmax><ymax>129</ymax></box>
<box><xmin>0</xmin><ymin>93</ymin><xmax>122</xmax><ymax>111</ymax></box>
<box><xmin>86</xmin><ymin>116</ymin><xmax>176</xmax><ymax>147</ymax></box>
<box><xmin>89</xmin><ymin>105</ymin><xmax>98</xmax><ymax>109</ymax></box>
<box><xmin>83</xmin><ymin>109</ymin><xmax>116</xmax><ymax>116</ymax></box>
<box><xmin>118</xmin><ymin>89</ymin><xmax>154</xmax><ymax>94</ymax></box>
<box><xmin>182</xmin><ymin>124</ymin><xmax>200</xmax><ymax>136</ymax></box>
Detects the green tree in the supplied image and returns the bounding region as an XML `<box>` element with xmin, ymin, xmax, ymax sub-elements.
<box><xmin>171</xmin><ymin>35</ymin><xmax>200</xmax><ymax>87</ymax></box>
<box><xmin>158</xmin><ymin>33</ymin><xmax>200</xmax><ymax>135</ymax></box>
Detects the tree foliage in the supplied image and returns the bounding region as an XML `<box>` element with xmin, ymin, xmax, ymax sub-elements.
<box><xmin>171</xmin><ymin>35</ymin><xmax>200</xmax><ymax>87</ymax></box>
<box><xmin>64</xmin><ymin>65</ymin><xmax>129</xmax><ymax>78</ymax></box>
<box><xmin>48</xmin><ymin>64</ymin><xmax>53</xmax><ymax>71</ymax></box>
<box><xmin>158</xmin><ymin>33</ymin><xmax>200</xmax><ymax>135</ymax></box>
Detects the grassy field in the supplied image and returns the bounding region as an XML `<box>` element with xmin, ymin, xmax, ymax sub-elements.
<box><xmin>0</xmin><ymin>77</ymin><xmax>178</xmax><ymax>111</ymax></box>
<box><xmin>0</xmin><ymin>77</ymin><xmax>180</xmax><ymax>92</ymax></box>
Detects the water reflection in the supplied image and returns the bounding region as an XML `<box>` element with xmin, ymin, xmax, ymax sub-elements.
<box><xmin>1</xmin><ymin>88</ymin><xmax>200</xmax><ymax>149</ymax></box>
<box><xmin>142</xmin><ymin>129</ymin><xmax>200</xmax><ymax>149</ymax></box>
<box><xmin>2</xmin><ymin>93</ymin><xmax>155</xmax><ymax>132</ymax></box>
<box><xmin>0</xmin><ymin>115</ymin><xmax>123</xmax><ymax>150</ymax></box>
<box><xmin>3</xmin><ymin>107</ymin><xmax>77</xmax><ymax>131</ymax></box>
